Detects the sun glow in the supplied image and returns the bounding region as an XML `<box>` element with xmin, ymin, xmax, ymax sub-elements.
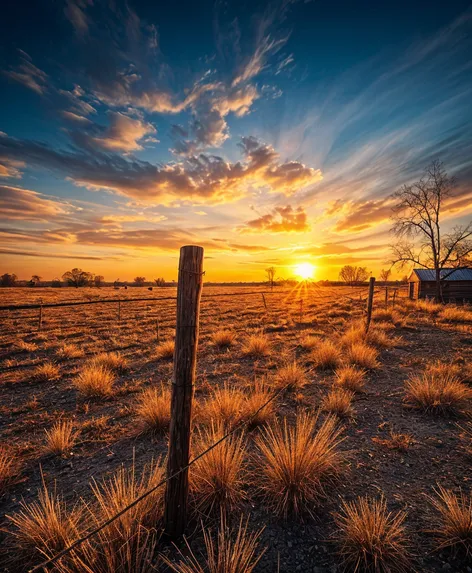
<box><xmin>294</xmin><ymin>262</ymin><xmax>315</xmax><ymax>280</ymax></box>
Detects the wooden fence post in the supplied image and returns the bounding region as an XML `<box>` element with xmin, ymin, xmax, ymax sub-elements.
<box><xmin>365</xmin><ymin>277</ymin><xmax>375</xmax><ymax>332</ymax></box>
<box><xmin>164</xmin><ymin>245</ymin><xmax>204</xmax><ymax>540</ymax></box>
<box><xmin>261</xmin><ymin>293</ymin><xmax>267</xmax><ymax>310</ymax></box>
<box><xmin>392</xmin><ymin>289</ymin><xmax>397</xmax><ymax>308</ymax></box>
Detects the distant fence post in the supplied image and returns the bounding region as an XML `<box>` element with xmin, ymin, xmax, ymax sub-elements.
<box><xmin>392</xmin><ymin>288</ymin><xmax>397</xmax><ymax>308</ymax></box>
<box><xmin>164</xmin><ymin>245</ymin><xmax>204</xmax><ymax>540</ymax></box>
<box><xmin>365</xmin><ymin>277</ymin><xmax>375</xmax><ymax>332</ymax></box>
<box><xmin>261</xmin><ymin>293</ymin><xmax>267</xmax><ymax>310</ymax></box>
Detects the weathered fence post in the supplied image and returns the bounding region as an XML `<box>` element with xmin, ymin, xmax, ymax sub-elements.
<box><xmin>164</xmin><ymin>245</ymin><xmax>204</xmax><ymax>540</ymax></box>
<box><xmin>392</xmin><ymin>288</ymin><xmax>397</xmax><ymax>308</ymax></box>
<box><xmin>261</xmin><ymin>293</ymin><xmax>268</xmax><ymax>310</ymax></box>
<box><xmin>365</xmin><ymin>277</ymin><xmax>375</xmax><ymax>332</ymax></box>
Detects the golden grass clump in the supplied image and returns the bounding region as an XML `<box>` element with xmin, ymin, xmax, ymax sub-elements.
<box><xmin>32</xmin><ymin>361</ymin><xmax>60</xmax><ymax>382</ymax></box>
<box><xmin>56</xmin><ymin>343</ymin><xmax>85</xmax><ymax>359</ymax></box>
<box><xmin>335</xmin><ymin>366</ymin><xmax>367</xmax><ymax>393</ymax></box>
<box><xmin>74</xmin><ymin>363</ymin><xmax>116</xmax><ymax>397</ymax></box>
<box><xmin>16</xmin><ymin>340</ymin><xmax>38</xmax><ymax>353</ymax></box>
<box><xmin>322</xmin><ymin>388</ymin><xmax>355</xmax><ymax>418</ymax></box>
<box><xmin>346</xmin><ymin>342</ymin><xmax>379</xmax><ymax>369</ymax></box>
<box><xmin>0</xmin><ymin>447</ymin><xmax>15</xmax><ymax>495</ymax></box>
<box><xmin>405</xmin><ymin>362</ymin><xmax>472</xmax><ymax>414</ymax></box>
<box><xmin>311</xmin><ymin>340</ymin><xmax>342</xmax><ymax>370</ymax></box>
<box><xmin>135</xmin><ymin>385</ymin><xmax>171</xmax><ymax>434</ymax></box>
<box><xmin>7</xmin><ymin>479</ymin><xmax>84</xmax><ymax>560</ymax></box>
<box><xmin>212</xmin><ymin>329</ymin><xmax>237</xmax><ymax>349</ymax></box>
<box><xmin>299</xmin><ymin>335</ymin><xmax>318</xmax><ymax>351</ymax></box>
<box><xmin>155</xmin><ymin>340</ymin><xmax>175</xmax><ymax>360</ymax></box>
<box><xmin>334</xmin><ymin>496</ymin><xmax>410</xmax><ymax>573</ymax></box>
<box><xmin>275</xmin><ymin>361</ymin><xmax>308</xmax><ymax>391</ymax></box>
<box><xmin>90</xmin><ymin>351</ymin><xmax>129</xmax><ymax>373</ymax></box>
<box><xmin>44</xmin><ymin>420</ymin><xmax>79</xmax><ymax>456</ymax></box>
<box><xmin>202</xmin><ymin>384</ymin><xmax>245</xmax><ymax>428</ymax></box>
<box><xmin>416</xmin><ymin>298</ymin><xmax>443</xmax><ymax>315</ymax></box>
<box><xmin>254</xmin><ymin>412</ymin><xmax>345</xmax><ymax>517</ymax></box>
<box><xmin>190</xmin><ymin>424</ymin><xmax>247</xmax><ymax>513</ymax></box>
<box><xmin>164</xmin><ymin>515</ymin><xmax>265</xmax><ymax>573</ymax></box>
<box><xmin>367</xmin><ymin>327</ymin><xmax>400</xmax><ymax>349</ymax></box>
<box><xmin>439</xmin><ymin>306</ymin><xmax>472</xmax><ymax>323</ymax></box>
<box><xmin>429</xmin><ymin>486</ymin><xmax>472</xmax><ymax>557</ymax></box>
<box><xmin>241</xmin><ymin>332</ymin><xmax>271</xmax><ymax>358</ymax></box>
<box><xmin>242</xmin><ymin>380</ymin><xmax>276</xmax><ymax>427</ymax></box>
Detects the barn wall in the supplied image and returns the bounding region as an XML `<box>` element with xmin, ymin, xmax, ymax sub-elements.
<box><xmin>418</xmin><ymin>281</ymin><xmax>472</xmax><ymax>301</ymax></box>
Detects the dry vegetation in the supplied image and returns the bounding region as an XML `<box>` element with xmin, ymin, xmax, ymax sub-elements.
<box><xmin>1</xmin><ymin>284</ymin><xmax>472</xmax><ymax>572</ymax></box>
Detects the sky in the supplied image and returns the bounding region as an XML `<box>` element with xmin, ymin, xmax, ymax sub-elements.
<box><xmin>0</xmin><ymin>0</ymin><xmax>471</xmax><ymax>282</ymax></box>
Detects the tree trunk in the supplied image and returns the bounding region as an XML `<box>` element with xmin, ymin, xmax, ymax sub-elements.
<box><xmin>435</xmin><ymin>267</ymin><xmax>442</xmax><ymax>303</ymax></box>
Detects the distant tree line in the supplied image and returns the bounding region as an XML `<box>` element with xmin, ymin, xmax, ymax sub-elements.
<box><xmin>0</xmin><ymin>269</ymin><xmax>168</xmax><ymax>287</ymax></box>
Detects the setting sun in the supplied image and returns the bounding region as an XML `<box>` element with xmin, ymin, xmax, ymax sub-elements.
<box><xmin>294</xmin><ymin>262</ymin><xmax>315</xmax><ymax>280</ymax></box>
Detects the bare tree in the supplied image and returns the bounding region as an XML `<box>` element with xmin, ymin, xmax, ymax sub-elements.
<box><xmin>94</xmin><ymin>275</ymin><xmax>105</xmax><ymax>287</ymax></box>
<box><xmin>339</xmin><ymin>265</ymin><xmax>369</xmax><ymax>286</ymax></box>
<box><xmin>134</xmin><ymin>276</ymin><xmax>146</xmax><ymax>287</ymax></box>
<box><xmin>154</xmin><ymin>277</ymin><xmax>166</xmax><ymax>287</ymax></box>
<box><xmin>265</xmin><ymin>267</ymin><xmax>276</xmax><ymax>289</ymax></box>
<box><xmin>391</xmin><ymin>160</ymin><xmax>472</xmax><ymax>301</ymax></box>
<box><xmin>379</xmin><ymin>269</ymin><xmax>391</xmax><ymax>283</ymax></box>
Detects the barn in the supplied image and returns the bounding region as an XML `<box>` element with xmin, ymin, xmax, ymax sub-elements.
<box><xmin>408</xmin><ymin>268</ymin><xmax>472</xmax><ymax>302</ymax></box>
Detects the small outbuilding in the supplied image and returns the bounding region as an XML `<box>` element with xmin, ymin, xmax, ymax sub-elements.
<box><xmin>408</xmin><ymin>268</ymin><xmax>472</xmax><ymax>301</ymax></box>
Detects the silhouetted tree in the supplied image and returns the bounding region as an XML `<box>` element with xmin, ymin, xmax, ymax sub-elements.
<box><xmin>0</xmin><ymin>273</ymin><xmax>17</xmax><ymax>287</ymax></box>
<box><xmin>379</xmin><ymin>269</ymin><xmax>391</xmax><ymax>282</ymax></box>
<box><xmin>391</xmin><ymin>160</ymin><xmax>472</xmax><ymax>301</ymax></box>
<box><xmin>52</xmin><ymin>277</ymin><xmax>62</xmax><ymax>287</ymax></box>
<box><xmin>62</xmin><ymin>268</ymin><xmax>93</xmax><ymax>287</ymax></box>
<box><xmin>339</xmin><ymin>265</ymin><xmax>369</xmax><ymax>285</ymax></box>
<box><xmin>265</xmin><ymin>267</ymin><xmax>276</xmax><ymax>289</ymax></box>
<box><xmin>154</xmin><ymin>277</ymin><xmax>166</xmax><ymax>287</ymax></box>
<box><xmin>31</xmin><ymin>274</ymin><xmax>42</xmax><ymax>286</ymax></box>
<box><xmin>134</xmin><ymin>276</ymin><xmax>146</xmax><ymax>286</ymax></box>
<box><xmin>94</xmin><ymin>275</ymin><xmax>105</xmax><ymax>287</ymax></box>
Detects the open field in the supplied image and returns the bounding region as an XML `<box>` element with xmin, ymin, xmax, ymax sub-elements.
<box><xmin>1</xmin><ymin>285</ymin><xmax>472</xmax><ymax>572</ymax></box>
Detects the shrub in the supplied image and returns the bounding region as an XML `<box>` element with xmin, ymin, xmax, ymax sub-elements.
<box><xmin>163</xmin><ymin>515</ymin><xmax>265</xmax><ymax>573</ymax></box>
<box><xmin>254</xmin><ymin>412</ymin><xmax>345</xmax><ymax>517</ymax></box>
<box><xmin>322</xmin><ymin>388</ymin><xmax>354</xmax><ymax>418</ymax></box>
<box><xmin>333</xmin><ymin>496</ymin><xmax>410</xmax><ymax>572</ymax></box>
<box><xmin>241</xmin><ymin>333</ymin><xmax>271</xmax><ymax>358</ymax></box>
<box><xmin>74</xmin><ymin>364</ymin><xmax>116</xmax><ymax>397</ymax></box>
<box><xmin>155</xmin><ymin>340</ymin><xmax>175</xmax><ymax>360</ymax></box>
<box><xmin>135</xmin><ymin>385</ymin><xmax>171</xmax><ymax>434</ymax></box>
<box><xmin>335</xmin><ymin>366</ymin><xmax>367</xmax><ymax>393</ymax></box>
<box><xmin>44</xmin><ymin>420</ymin><xmax>79</xmax><ymax>456</ymax></box>
<box><xmin>212</xmin><ymin>329</ymin><xmax>237</xmax><ymax>349</ymax></box>
<box><xmin>275</xmin><ymin>361</ymin><xmax>308</xmax><ymax>391</ymax></box>
<box><xmin>311</xmin><ymin>340</ymin><xmax>342</xmax><ymax>370</ymax></box>
<box><xmin>190</xmin><ymin>424</ymin><xmax>246</xmax><ymax>513</ymax></box>
<box><xmin>430</xmin><ymin>486</ymin><xmax>472</xmax><ymax>557</ymax></box>
<box><xmin>32</xmin><ymin>361</ymin><xmax>60</xmax><ymax>382</ymax></box>
<box><xmin>405</xmin><ymin>363</ymin><xmax>472</xmax><ymax>414</ymax></box>
<box><xmin>347</xmin><ymin>342</ymin><xmax>379</xmax><ymax>369</ymax></box>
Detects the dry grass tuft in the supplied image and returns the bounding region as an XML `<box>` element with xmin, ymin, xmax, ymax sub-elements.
<box><xmin>90</xmin><ymin>351</ymin><xmax>129</xmax><ymax>373</ymax></box>
<box><xmin>405</xmin><ymin>362</ymin><xmax>472</xmax><ymax>414</ymax></box>
<box><xmin>335</xmin><ymin>366</ymin><xmax>367</xmax><ymax>393</ymax></box>
<box><xmin>16</xmin><ymin>340</ymin><xmax>38</xmax><ymax>353</ymax></box>
<box><xmin>44</xmin><ymin>420</ymin><xmax>79</xmax><ymax>456</ymax></box>
<box><xmin>322</xmin><ymin>388</ymin><xmax>355</xmax><ymax>418</ymax></box>
<box><xmin>56</xmin><ymin>343</ymin><xmax>85</xmax><ymax>359</ymax></box>
<box><xmin>7</xmin><ymin>477</ymin><xmax>84</xmax><ymax>559</ymax></box>
<box><xmin>458</xmin><ymin>422</ymin><xmax>472</xmax><ymax>458</ymax></box>
<box><xmin>334</xmin><ymin>495</ymin><xmax>410</xmax><ymax>573</ymax></box>
<box><xmin>367</xmin><ymin>328</ymin><xmax>400</xmax><ymax>349</ymax></box>
<box><xmin>202</xmin><ymin>384</ymin><xmax>245</xmax><ymax>428</ymax></box>
<box><xmin>155</xmin><ymin>340</ymin><xmax>175</xmax><ymax>360</ymax></box>
<box><xmin>241</xmin><ymin>332</ymin><xmax>271</xmax><ymax>358</ymax></box>
<box><xmin>242</xmin><ymin>380</ymin><xmax>276</xmax><ymax>428</ymax></box>
<box><xmin>275</xmin><ymin>361</ymin><xmax>308</xmax><ymax>391</ymax></box>
<box><xmin>372</xmin><ymin>431</ymin><xmax>412</xmax><ymax>452</ymax></box>
<box><xmin>430</xmin><ymin>486</ymin><xmax>472</xmax><ymax>557</ymax></box>
<box><xmin>164</xmin><ymin>515</ymin><xmax>265</xmax><ymax>573</ymax></box>
<box><xmin>190</xmin><ymin>424</ymin><xmax>246</xmax><ymax>513</ymax></box>
<box><xmin>416</xmin><ymin>299</ymin><xmax>443</xmax><ymax>315</ymax></box>
<box><xmin>74</xmin><ymin>364</ymin><xmax>116</xmax><ymax>397</ymax></box>
<box><xmin>299</xmin><ymin>335</ymin><xmax>319</xmax><ymax>351</ymax></box>
<box><xmin>0</xmin><ymin>447</ymin><xmax>16</xmax><ymax>495</ymax></box>
<box><xmin>311</xmin><ymin>340</ymin><xmax>342</xmax><ymax>370</ymax></box>
<box><xmin>212</xmin><ymin>329</ymin><xmax>237</xmax><ymax>349</ymax></box>
<box><xmin>346</xmin><ymin>342</ymin><xmax>379</xmax><ymax>369</ymax></box>
<box><xmin>254</xmin><ymin>412</ymin><xmax>345</xmax><ymax>517</ymax></box>
<box><xmin>32</xmin><ymin>361</ymin><xmax>60</xmax><ymax>382</ymax></box>
<box><xmin>439</xmin><ymin>306</ymin><xmax>472</xmax><ymax>323</ymax></box>
<box><xmin>135</xmin><ymin>385</ymin><xmax>171</xmax><ymax>434</ymax></box>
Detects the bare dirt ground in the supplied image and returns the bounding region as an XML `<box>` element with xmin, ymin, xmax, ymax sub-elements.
<box><xmin>0</xmin><ymin>285</ymin><xmax>471</xmax><ymax>572</ymax></box>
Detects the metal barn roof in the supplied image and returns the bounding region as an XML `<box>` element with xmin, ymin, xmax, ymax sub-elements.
<box><xmin>411</xmin><ymin>268</ymin><xmax>472</xmax><ymax>281</ymax></box>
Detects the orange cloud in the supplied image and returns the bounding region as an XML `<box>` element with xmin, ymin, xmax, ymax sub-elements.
<box><xmin>240</xmin><ymin>205</ymin><xmax>309</xmax><ymax>233</ymax></box>
<box><xmin>0</xmin><ymin>185</ymin><xmax>68</xmax><ymax>221</ymax></box>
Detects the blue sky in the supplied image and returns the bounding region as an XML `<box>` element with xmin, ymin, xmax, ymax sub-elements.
<box><xmin>0</xmin><ymin>0</ymin><xmax>471</xmax><ymax>281</ymax></box>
